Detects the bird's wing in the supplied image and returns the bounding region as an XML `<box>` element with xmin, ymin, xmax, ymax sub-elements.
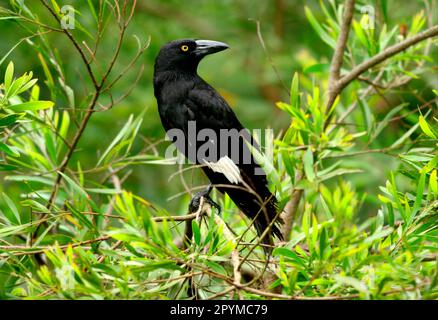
<box><xmin>186</xmin><ymin>84</ymin><xmax>244</xmax><ymax>130</ymax></box>
<box><xmin>184</xmin><ymin>84</ymin><xmax>269</xmax><ymax>186</ymax></box>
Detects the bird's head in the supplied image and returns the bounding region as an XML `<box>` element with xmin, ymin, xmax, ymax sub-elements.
<box><xmin>154</xmin><ymin>39</ymin><xmax>229</xmax><ymax>74</ymax></box>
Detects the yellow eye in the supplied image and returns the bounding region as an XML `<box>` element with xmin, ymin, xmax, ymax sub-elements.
<box><xmin>181</xmin><ymin>45</ymin><xmax>189</xmax><ymax>52</ymax></box>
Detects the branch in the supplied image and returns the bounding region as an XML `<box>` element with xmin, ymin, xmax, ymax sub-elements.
<box><xmin>326</xmin><ymin>0</ymin><xmax>355</xmax><ymax>114</ymax></box>
<box><xmin>45</xmin><ymin>91</ymin><xmax>101</xmax><ymax>209</ymax></box>
<box><xmin>337</xmin><ymin>25</ymin><xmax>438</xmax><ymax>95</ymax></box>
<box><xmin>325</xmin><ymin>23</ymin><xmax>438</xmax><ymax>124</ymax></box>
<box><xmin>328</xmin><ymin>0</ymin><xmax>355</xmax><ymax>86</ymax></box>
<box><xmin>38</xmin><ymin>1</ymin><xmax>135</xmax><ymax>212</ymax></box>
<box><xmin>39</xmin><ymin>0</ymin><xmax>99</xmax><ymax>89</ymax></box>
<box><xmin>253</xmin><ymin>20</ymin><xmax>290</xmax><ymax>95</ymax></box>
<box><xmin>0</xmin><ymin>236</ymin><xmax>110</xmax><ymax>257</ymax></box>
<box><xmin>281</xmin><ymin>172</ymin><xmax>303</xmax><ymax>241</ymax></box>
<box><xmin>216</xmin><ymin>212</ymin><xmax>242</xmax><ymax>298</ymax></box>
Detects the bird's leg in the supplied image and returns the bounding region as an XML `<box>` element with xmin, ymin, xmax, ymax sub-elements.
<box><xmin>188</xmin><ymin>184</ymin><xmax>221</xmax><ymax>215</ymax></box>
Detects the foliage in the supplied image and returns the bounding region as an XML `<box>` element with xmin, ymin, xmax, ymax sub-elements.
<box><xmin>0</xmin><ymin>61</ymin><xmax>54</xmax><ymax>170</ymax></box>
<box><xmin>0</xmin><ymin>0</ymin><xmax>437</xmax><ymax>300</ymax></box>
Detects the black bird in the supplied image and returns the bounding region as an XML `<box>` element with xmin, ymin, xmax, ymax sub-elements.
<box><xmin>153</xmin><ymin>39</ymin><xmax>283</xmax><ymax>247</ymax></box>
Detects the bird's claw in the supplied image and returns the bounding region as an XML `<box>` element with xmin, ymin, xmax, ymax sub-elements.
<box><xmin>188</xmin><ymin>185</ymin><xmax>221</xmax><ymax>215</ymax></box>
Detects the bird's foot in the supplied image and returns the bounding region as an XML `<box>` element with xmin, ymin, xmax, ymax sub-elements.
<box><xmin>188</xmin><ymin>184</ymin><xmax>221</xmax><ymax>215</ymax></box>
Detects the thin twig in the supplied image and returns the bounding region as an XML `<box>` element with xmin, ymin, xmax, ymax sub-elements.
<box><xmin>337</xmin><ymin>25</ymin><xmax>438</xmax><ymax>96</ymax></box>
<box><xmin>326</xmin><ymin>0</ymin><xmax>356</xmax><ymax>112</ymax></box>
<box><xmin>281</xmin><ymin>171</ymin><xmax>303</xmax><ymax>241</ymax></box>
<box><xmin>252</xmin><ymin>20</ymin><xmax>290</xmax><ymax>96</ymax></box>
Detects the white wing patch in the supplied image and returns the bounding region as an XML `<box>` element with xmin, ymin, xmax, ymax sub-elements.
<box><xmin>205</xmin><ymin>156</ymin><xmax>242</xmax><ymax>184</ymax></box>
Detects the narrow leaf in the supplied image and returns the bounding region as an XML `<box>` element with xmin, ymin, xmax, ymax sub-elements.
<box><xmin>8</xmin><ymin>101</ymin><xmax>54</xmax><ymax>112</ymax></box>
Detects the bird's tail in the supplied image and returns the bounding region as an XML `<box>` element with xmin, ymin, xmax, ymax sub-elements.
<box><xmin>202</xmin><ymin>168</ymin><xmax>283</xmax><ymax>252</ymax></box>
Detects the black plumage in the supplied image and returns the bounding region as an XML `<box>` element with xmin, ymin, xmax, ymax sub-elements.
<box><xmin>153</xmin><ymin>39</ymin><xmax>283</xmax><ymax>246</ymax></box>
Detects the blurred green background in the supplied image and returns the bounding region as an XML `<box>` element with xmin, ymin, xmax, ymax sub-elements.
<box><xmin>0</xmin><ymin>0</ymin><xmax>436</xmax><ymax>216</ymax></box>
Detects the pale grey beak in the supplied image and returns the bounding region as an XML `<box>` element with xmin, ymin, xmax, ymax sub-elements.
<box><xmin>194</xmin><ymin>40</ymin><xmax>230</xmax><ymax>56</ymax></box>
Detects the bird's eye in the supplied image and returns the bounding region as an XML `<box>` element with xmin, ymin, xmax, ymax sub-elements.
<box><xmin>181</xmin><ymin>45</ymin><xmax>189</xmax><ymax>52</ymax></box>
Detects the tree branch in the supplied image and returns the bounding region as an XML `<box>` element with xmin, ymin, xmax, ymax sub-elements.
<box><xmin>326</xmin><ymin>0</ymin><xmax>355</xmax><ymax>113</ymax></box>
<box><xmin>39</xmin><ymin>0</ymin><xmax>99</xmax><ymax>89</ymax></box>
<box><xmin>328</xmin><ymin>0</ymin><xmax>355</xmax><ymax>86</ymax></box>
<box><xmin>281</xmin><ymin>171</ymin><xmax>303</xmax><ymax>241</ymax></box>
<box><xmin>337</xmin><ymin>24</ymin><xmax>438</xmax><ymax>95</ymax></box>
<box><xmin>38</xmin><ymin>1</ymin><xmax>135</xmax><ymax>212</ymax></box>
<box><xmin>325</xmin><ymin>23</ymin><xmax>438</xmax><ymax>126</ymax></box>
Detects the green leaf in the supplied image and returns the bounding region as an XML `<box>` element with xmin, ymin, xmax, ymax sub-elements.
<box><xmin>311</xmin><ymin>214</ymin><xmax>318</xmax><ymax>251</ymax></box>
<box><xmin>409</xmin><ymin>170</ymin><xmax>426</xmax><ymax>223</ymax></box>
<box><xmin>333</xmin><ymin>275</ymin><xmax>369</xmax><ymax>294</ymax></box>
<box><xmin>303</xmin><ymin>148</ymin><xmax>315</xmax><ymax>182</ymax></box>
<box><xmin>318</xmin><ymin>168</ymin><xmax>362</xmax><ymax>182</ymax></box>
<box><xmin>380</xmin><ymin>0</ymin><xmax>388</xmax><ymax>22</ymax></box>
<box><xmin>281</xmin><ymin>148</ymin><xmax>295</xmax><ymax>178</ymax></box>
<box><xmin>379</xmin><ymin>25</ymin><xmax>398</xmax><ymax>50</ymax></box>
<box><xmin>65</xmin><ymin>202</ymin><xmax>94</xmax><ymax>231</ymax></box>
<box><xmin>5</xmin><ymin>175</ymin><xmax>54</xmax><ymax>186</ymax></box>
<box><xmin>273</xmin><ymin>247</ymin><xmax>306</xmax><ymax>268</ymax></box>
<box><xmin>245</xmin><ymin>137</ymin><xmax>280</xmax><ymax>189</ymax></box>
<box><xmin>305</xmin><ymin>7</ymin><xmax>336</xmax><ymax>48</ymax></box>
<box><xmin>85</xmin><ymin>188</ymin><xmax>122</xmax><ymax>195</ymax></box>
<box><xmin>204</xmin><ymin>260</ymin><xmax>227</xmax><ymax>275</ymax></box>
<box><xmin>0</xmin><ymin>162</ymin><xmax>17</xmax><ymax>171</ymax></box>
<box><xmin>31</xmin><ymin>83</ymin><xmax>40</xmax><ymax>101</ymax></box>
<box><xmin>4</xmin><ymin>61</ymin><xmax>14</xmax><ymax>90</ymax></box>
<box><xmin>58</xmin><ymin>111</ymin><xmax>70</xmax><ymax>152</ymax></box>
<box><xmin>371</xmin><ymin>103</ymin><xmax>408</xmax><ymax>142</ymax></box>
<box><xmin>419</xmin><ymin>115</ymin><xmax>437</xmax><ymax>139</ymax></box>
<box><xmin>49</xmin><ymin>0</ymin><xmax>61</xmax><ymax>15</ymax></box>
<box><xmin>1</xmin><ymin>192</ymin><xmax>21</xmax><ymax>225</ymax></box>
<box><xmin>0</xmin><ymin>113</ymin><xmax>24</xmax><ymax>127</ymax></box>
<box><xmin>8</xmin><ymin>101</ymin><xmax>54</xmax><ymax>112</ymax></box>
<box><xmin>37</xmin><ymin>53</ymin><xmax>54</xmax><ymax>90</ymax></box>
<box><xmin>20</xmin><ymin>199</ymin><xmax>50</xmax><ymax>213</ymax></box>
<box><xmin>192</xmin><ymin>220</ymin><xmax>201</xmax><ymax>246</ymax></box>
<box><xmin>276</xmin><ymin>101</ymin><xmax>293</xmax><ymax>116</ymax></box>
<box><xmin>290</xmin><ymin>72</ymin><xmax>300</xmax><ymax>109</ymax></box>
<box><xmin>429</xmin><ymin>170</ymin><xmax>437</xmax><ymax>195</ymax></box>
<box><xmin>389</xmin><ymin>173</ymin><xmax>406</xmax><ymax>222</ymax></box>
<box><xmin>0</xmin><ymin>143</ymin><xmax>20</xmax><ymax>157</ymax></box>
<box><xmin>59</xmin><ymin>172</ymin><xmax>88</xmax><ymax>200</ymax></box>
<box><xmin>423</xmin><ymin>155</ymin><xmax>438</xmax><ymax>173</ymax></box>
<box><xmin>135</xmin><ymin>261</ymin><xmax>182</xmax><ymax>273</ymax></box>
<box><xmin>17</xmin><ymin>78</ymin><xmax>38</xmax><ymax>95</ymax></box>
<box><xmin>358</xmin><ymin>98</ymin><xmax>374</xmax><ymax>134</ymax></box>
<box><xmin>390</xmin><ymin>122</ymin><xmax>419</xmax><ymax>149</ymax></box>
<box><xmin>97</xmin><ymin>115</ymin><xmax>134</xmax><ymax>166</ymax></box>
<box><xmin>353</xmin><ymin>20</ymin><xmax>370</xmax><ymax>52</ymax></box>
<box><xmin>0</xmin><ymin>224</ymin><xmax>30</xmax><ymax>238</ymax></box>
<box><xmin>43</xmin><ymin>129</ymin><xmax>57</xmax><ymax>163</ymax></box>
<box><xmin>319</xmin><ymin>226</ymin><xmax>329</xmax><ymax>259</ymax></box>
<box><xmin>86</xmin><ymin>0</ymin><xmax>98</xmax><ymax>22</ymax></box>
<box><xmin>365</xmin><ymin>227</ymin><xmax>394</xmax><ymax>244</ymax></box>
<box><xmin>386</xmin><ymin>203</ymin><xmax>395</xmax><ymax>226</ymax></box>
<box><xmin>303</xmin><ymin>63</ymin><xmax>329</xmax><ymax>74</ymax></box>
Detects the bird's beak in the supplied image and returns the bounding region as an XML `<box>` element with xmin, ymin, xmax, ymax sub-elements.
<box><xmin>194</xmin><ymin>40</ymin><xmax>230</xmax><ymax>57</ymax></box>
